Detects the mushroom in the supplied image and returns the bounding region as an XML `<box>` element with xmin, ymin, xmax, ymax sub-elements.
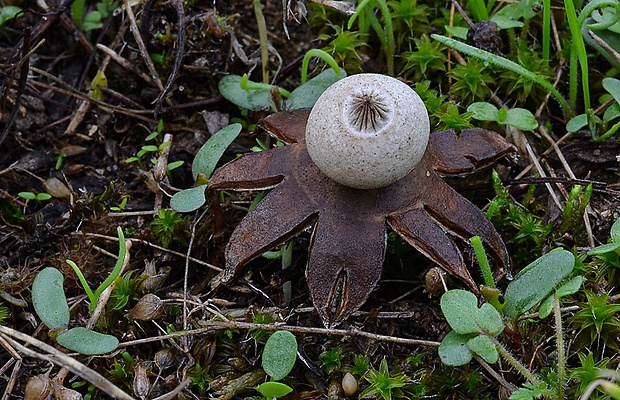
<box><xmin>305</xmin><ymin>74</ymin><xmax>430</xmax><ymax>189</ymax></box>
<box><xmin>209</xmin><ymin>73</ymin><xmax>516</xmax><ymax>327</ymax></box>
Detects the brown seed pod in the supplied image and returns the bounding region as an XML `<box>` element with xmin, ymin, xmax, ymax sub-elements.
<box><xmin>133</xmin><ymin>363</ymin><xmax>150</xmax><ymax>400</ymax></box>
<box><xmin>424</xmin><ymin>266</ymin><xmax>447</xmax><ymax>296</ymax></box>
<box><xmin>341</xmin><ymin>372</ymin><xmax>358</xmax><ymax>397</ymax></box>
<box><xmin>154</xmin><ymin>348</ymin><xmax>176</xmax><ymax>372</ymax></box>
<box><xmin>129</xmin><ymin>293</ymin><xmax>164</xmax><ymax>321</ymax></box>
<box><xmin>51</xmin><ymin>382</ymin><xmax>82</xmax><ymax>400</ymax></box>
<box><xmin>24</xmin><ymin>374</ymin><xmax>52</xmax><ymax>400</ymax></box>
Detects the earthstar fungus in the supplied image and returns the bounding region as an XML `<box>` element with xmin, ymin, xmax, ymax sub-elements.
<box><xmin>208</xmin><ymin>74</ymin><xmax>516</xmax><ymax>327</ymax></box>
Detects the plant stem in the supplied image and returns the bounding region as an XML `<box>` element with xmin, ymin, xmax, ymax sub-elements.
<box><xmin>542</xmin><ymin>0</ymin><xmax>550</xmax><ymax>64</ymax></box>
<box><xmin>469</xmin><ymin>0</ymin><xmax>489</xmax><ymax>21</ymax></box>
<box><xmin>240</xmin><ymin>74</ymin><xmax>291</xmax><ymax>97</ymax></box>
<box><xmin>301</xmin><ymin>49</ymin><xmax>342</xmax><ymax>84</ymax></box>
<box><xmin>564</xmin><ymin>0</ymin><xmax>590</xmax><ymax>112</ymax></box>
<box><xmin>91</xmin><ymin>227</ymin><xmax>127</xmax><ymax>311</ymax></box>
<box><xmin>66</xmin><ymin>260</ymin><xmax>96</xmax><ymax>305</ymax></box>
<box><xmin>599</xmin><ymin>119</ymin><xmax>620</xmax><ymax>141</ymax></box>
<box><xmin>554</xmin><ymin>294</ymin><xmax>566</xmax><ymax>399</ymax></box>
<box><xmin>349</xmin><ymin>0</ymin><xmax>394</xmax><ymax>76</ymax></box>
<box><xmin>491</xmin><ymin>336</ymin><xmax>541</xmax><ymax>386</ymax></box>
<box><xmin>253</xmin><ymin>0</ymin><xmax>269</xmax><ymax>83</ymax></box>
<box><xmin>376</xmin><ymin>0</ymin><xmax>395</xmax><ymax>76</ymax></box>
<box><xmin>470</xmin><ymin>236</ymin><xmax>495</xmax><ymax>288</ymax></box>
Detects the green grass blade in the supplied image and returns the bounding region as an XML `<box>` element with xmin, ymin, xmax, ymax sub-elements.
<box><xmin>66</xmin><ymin>260</ymin><xmax>96</xmax><ymax>304</ymax></box>
<box><xmin>542</xmin><ymin>0</ymin><xmax>550</xmax><ymax>64</ymax></box>
<box><xmin>564</xmin><ymin>0</ymin><xmax>590</xmax><ymax>111</ymax></box>
<box><xmin>92</xmin><ymin>227</ymin><xmax>127</xmax><ymax>308</ymax></box>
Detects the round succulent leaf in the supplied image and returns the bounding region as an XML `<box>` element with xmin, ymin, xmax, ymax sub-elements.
<box><xmin>0</xmin><ymin>6</ymin><xmax>22</xmax><ymax>22</ymax></box>
<box><xmin>587</xmin><ymin>242</ymin><xmax>620</xmax><ymax>256</ymax></box>
<box><xmin>262</xmin><ymin>330</ymin><xmax>298</xmax><ymax>381</ymax></box>
<box><xmin>538</xmin><ymin>295</ymin><xmax>554</xmax><ymax>319</ymax></box>
<box><xmin>475</xmin><ymin>303</ymin><xmax>504</xmax><ymax>336</ymax></box>
<box><xmin>218</xmin><ymin>75</ymin><xmax>273</xmax><ymax>111</ymax></box>
<box><xmin>610</xmin><ymin>217</ymin><xmax>620</xmax><ymax>240</ymax></box>
<box><xmin>192</xmin><ymin>123</ymin><xmax>242</xmax><ymax>180</ymax></box>
<box><xmin>32</xmin><ymin>267</ymin><xmax>70</xmax><ymax>329</ymax></box>
<box><xmin>256</xmin><ymin>382</ymin><xmax>294</xmax><ymax>398</ymax></box>
<box><xmin>56</xmin><ymin>327</ymin><xmax>119</xmax><ymax>355</ymax></box>
<box><xmin>504</xmin><ymin>108</ymin><xmax>538</xmax><ymax>131</ymax></box>
<box><xmin>466</xmin><ymin>335</ymin><xmax>499</xmax><ymax>364</ymax></box>
<box><xmin>603</xmin><ymin>78</ymin><xmax>620</xmax><ymax>103</ymax></box>
<box><xmin>566</xmin><ymin>114</ymin><xmax>588</xmax><ymax>132</ymax></box>
<box><xmin>504</xmin><ymin>249</ymin><xmax>575</xmax><ymax>320</ymax></box>
<box><xmin>467</xmin><ymin>102</ymin><xmax>499</xmax><ymax>122</ymax></box>
<box><xmin>287</xmin><ymin>69</ymin><xmax>346</xmax><ymax>110</ymax></box>
<box><xmin>490</xmin><ymin>14</ymin><xmax>524</xmax><ymax>29</ymax></box>
<box><xmin>170</xmin><ymin>185</ymin><xmax>207</xmax><ymax>213</ymax></box>
<box><xmin>538</xmin><ymin>276</ymin><xmax>585</xmax><ymax>319</ymax></box>
<box><xmin>438</xmin><ymin>330</ymin><xmax>474</xmax><ymax>366</ymax></box>
<box><xmin>441</xmin><ymin>289</ymin><xmax>495</xmax><ymax>335</ymax></box>
<box><xmin>604</xmin><ymin>102</ymin><xmax>620</xmax><ymax>124</ymax></box>
<box><xmin>556</xmin><ymin>275</ymin><xmax>586</xmax><ymax>297</ymax></box>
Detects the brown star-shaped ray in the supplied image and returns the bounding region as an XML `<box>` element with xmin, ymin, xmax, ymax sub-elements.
<box><xmin>208</xmin><ymin>109</ymin><xmax>516</xmax><ymax>327</ymax></box>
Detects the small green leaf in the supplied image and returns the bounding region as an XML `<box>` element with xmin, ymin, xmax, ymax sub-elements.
<box><xmin>476</xmin><ymin>303</ymin><xmax>505</xmax><ymax>336</ymax></box>
<box><xmin>510</xmin><ymin>382</ymin><xmax>546</xmax><ymax>400</ymax></box>
<box><xmin>603</xmin><ymin>102</ymin><xmax>620</xmax><ymax>123</ymax></box>
<box><xmin>587</xmin><ymin>242</ymin><xmax>620</xmax><ymax>255</ymax></box>
<box><xmin>539</xmin><ymin>276</ymin><xmax>585</xmax><ymax>318</ymax></box>
<box><xmin>441</xmin><ymin>290</ymin><xmax>480</xmax><ymax>334</ymax></box>
<box><xmin>32</xmin><ymin>267</ymin><xmax>70</xmax><ymax>329</ymax></box>
<box><xmin>288</xmin><ymin>69</ymin><xmax>346</xmax><ymax>109</ymax></box>
<box><xmin>0</xmin><ymin>5</ymin><xmax>22</xmax><ymax>23</ymax></box>
<box><xmin>438</xmin><ymin>330</ymin><xmax>474</xmax><ymax>366</ymax></box>
<box><xmin>170</xmin><ymin>185</ymin><xmax>207</xmax><ymax>213</ymax></box>
<box><xmin>504</xmin><ymin>249</ymin><xmax>575</xmax><ymax>319</ymax></box>
<box><xmin>218</xmin><ymin>75</ymin><xmax>273</xmax><ymax>110</ymax></box>
<box><xmin>467</xmin><ymin>102</ymin><xmax>499</xmax><ymax>122</ymax></box>
<box><xmin>440</xmin><ymin>289</ymin><xmax>503</xmax><ymax>335</ymax></box>
<box><xmin>444</xmin><ymin>25</ymin><xmax>469</xmax><ymax>40</ymax></box>
<box><xmin>504</xmin><ymin>108</ymin><xmax>538</xmax><ymax>131</ymax></box>
<box><xmin>555</xmin><ymin>275</ymin><xmax>586</xmax><ymax>297</ymax></box>
<box><xmin>567</xmin><ymin>113</ymin><xmax>588</xmax><ymax>132</ymax></box>
<box><xmin>603</xmin><ymin>77</ymin><xmax>620</xmax><ymax>105</ymax></box>
<box><xmin>466</xmin><ymin>335</ymin><xmax>498</xmax><ymax>363</ymax></box>
<box><xmin>18</xmin><ymin>192</ymin><xmax>36</xmax><ymax>200</ymax></box>
<box><xmin>497</xmin><ymin>107</ymin><xmax>508</xmax><ymax>123</ymax></box>
<box><xmin>56</xmin><ymin>327</ymin><xmax>119</xmax><ymax>355</ymax></box>
<box><xmin>192</xmin><ymin>123</ymin><xmax>242</xmax><ymax>180</ymax></box>
<box><xmin>490</xmin><ymin>15</ymin><xmax>524</xmax><ymax>29</ymax></box>
<box><xmin>262</xmin><ymin>330</ymin><xmax>297</xmax><ymax>381</ymax></box>
<box><xmin>610</xmin><ymin>217</ymin><xmax>620</xmax><ymax>239</ymax></box>
<box><xmin>35</xmin><ymin>193</ymin><xmax>52</xmax><ymax>201</ymax></box>
<box><xmin>167</xmin><ymin>160</ymin><xmax>185</xmax><ymax>171</ymax></box>
<box><xmin>256</xmin><ymin>382</ymin><xmax>294</xmax><ymax>398</ymax></box>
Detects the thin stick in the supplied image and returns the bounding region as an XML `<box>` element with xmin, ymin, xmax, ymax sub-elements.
<box><xmin>118</xmin><ymin>320</ymin><xmax>442</xmax><ymax>348</ymax></box>
<box><xmin>71</xmin><ymin>231</ymin><xmax>223</xmax><ymax>272</ymax></box>
<box><xmin>123</xmin><ymin>0</ymin><xmax>164</xmax><ymax>92</ymax></box>
<box><xmin>253</xmin><ymin>0</ymin><xmax>270</xmax><ymax>83</ymax></box>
